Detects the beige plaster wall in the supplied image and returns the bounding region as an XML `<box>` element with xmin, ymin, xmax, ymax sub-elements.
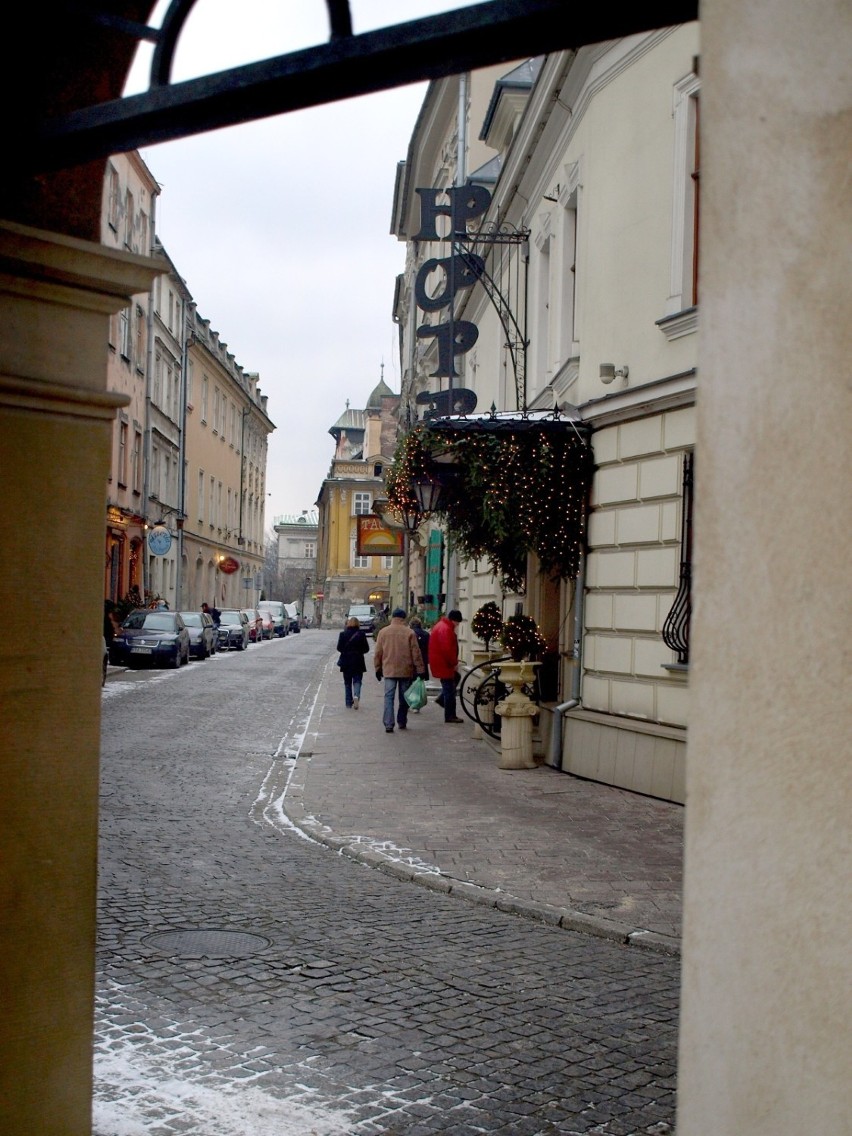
<box><xmin>677</xmin><ymin>1</ymin><xmax>852</xmax><ymax>1131</ymax></box>
<box><xmin>0</xmin><ymin>223</ymin><xmax>160</xmax><ymax>1134</ymax></box>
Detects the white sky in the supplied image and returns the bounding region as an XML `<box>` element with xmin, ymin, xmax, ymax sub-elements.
<box><xmin>126</xmin><ymin>1</ymin><xmax>481</xmax><ymax>528</ymax></box>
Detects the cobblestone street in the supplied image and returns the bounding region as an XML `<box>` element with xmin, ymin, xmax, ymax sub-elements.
<box><xmin>96</xmin><ymin>632</ymin><xmax>680</xmax><ymax>1134</ymax></box>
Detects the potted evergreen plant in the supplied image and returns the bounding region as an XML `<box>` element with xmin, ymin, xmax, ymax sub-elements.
<box><xmin>471</xmin><ymin>601</ymin><xmax>504</xmax><ymax>653</ymax></box>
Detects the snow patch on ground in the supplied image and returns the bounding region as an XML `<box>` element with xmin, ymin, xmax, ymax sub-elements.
<box><xmin>93</xmin><ymin>1019</ymin><xmax>354</xmax><ymax>1136</ymax></box>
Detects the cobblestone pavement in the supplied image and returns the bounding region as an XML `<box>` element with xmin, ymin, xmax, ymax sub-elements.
<box><xmin>96</xmin><ymin>631</ymin><xmax>680</xmax><ymax>1134</ymax></box>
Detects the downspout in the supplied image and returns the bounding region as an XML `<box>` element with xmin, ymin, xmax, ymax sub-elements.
<box><xmin>549</xmin><ymin>548</ymin><xmax>586</xmax><ymax>770</ymax></box>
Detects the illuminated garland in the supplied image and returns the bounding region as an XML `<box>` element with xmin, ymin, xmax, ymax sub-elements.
<box><xmin>499</xmin><ymin>613</ymin><xmax>547</xmax><ymax>661</ymax></box>
<box><xmin>471</xmin><ymin>601</ymin><xmax>504</xmax><ymax>649</ymax></box>
<box><xmin>386</xmin><ymin>423</ymin><xmax>594</xmax><ymax>591</ymax></box>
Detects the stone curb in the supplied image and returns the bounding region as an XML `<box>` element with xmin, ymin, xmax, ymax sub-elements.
<box><xmin>281</xmin><ymin>795</ymin><xmax>681</xmax><ymax>958</ymax></box>
<box><xmin>279</xmin><ymin>658</ymin><xmax>682</xmax><ymax>959</ymax></box>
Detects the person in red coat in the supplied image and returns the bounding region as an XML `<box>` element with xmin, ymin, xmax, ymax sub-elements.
<box><xmin>429</xmin><ymin>610</ymin><xmax>464</xmax><ymax>723</ymax></box>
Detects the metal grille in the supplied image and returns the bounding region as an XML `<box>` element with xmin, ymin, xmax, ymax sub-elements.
<box><xmin>662</xmin><ymin>451</ymin><xmax>693</xmax><ymax>665</ymax></box>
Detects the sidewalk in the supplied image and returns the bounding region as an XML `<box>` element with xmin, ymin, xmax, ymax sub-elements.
<box><xmin>282</xmin><ymin>655</ymin><xmax>684</xmax><ymax>955</ymax></box>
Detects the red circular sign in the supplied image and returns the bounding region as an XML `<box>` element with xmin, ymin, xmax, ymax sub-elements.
<box><xmin>218</xmin><ymin>556</ymin><xmax>240</xmax><ymax>575</ymax></box>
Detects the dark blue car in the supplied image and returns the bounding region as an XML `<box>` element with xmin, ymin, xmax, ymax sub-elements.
<box><xmin>109</xmin><ymin>609</ymin><xmax>190</xmax><ymax>669</ymax></box>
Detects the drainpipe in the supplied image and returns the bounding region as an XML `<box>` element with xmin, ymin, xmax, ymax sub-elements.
<box><xmin>549</xmin><ymin>549</ymin><xmax>586</xmax><ymax>770</ymax></box>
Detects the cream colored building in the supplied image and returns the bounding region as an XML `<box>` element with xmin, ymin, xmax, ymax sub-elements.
<box><xmin>101</xmin><ymin>150</ymin><xmax>159</xmax><ymax>605</ymax></box>
<box><xmin>0</xmin><ymin>5</ymin><xmax>848</xmax><ymax>1134</ymax></box>
<box><xmin>272</xmin><ymin>511</ymin><xmax>318</xmax><ymax>619</ymax></box>
<box><xmin>181</xmin><ymin>311</ymin><xmax>274</xmax><ymax>610</ymax></box>
<box><xmin>392</xmin><ymin>29</ymin><xmax>700</xmax><ymax>803</ymax></box>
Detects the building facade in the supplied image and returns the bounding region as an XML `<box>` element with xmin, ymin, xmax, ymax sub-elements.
<box><xmin>1</xmin><ymin>6</ymin><xmax>848</xmax><ymax>1133</ymax></box>
<box><xmin>181</xmin><ymin>312</ymin><xmax>274</xmax><ymax>611</ymax></box>
<box><xmin>101</xmin><ymin>150</ymin><xmax>159</xmax><ymax>606</ymax></box>
<box><xmin>272</xmin><ymin>511</ymin><xmax>319</xmax><ymax>620</ymax></box>
<box><xmin>391</xmin><ymin>29</ymin><xmax>700</xmax><ymax>803</ymax></box>
<box><xmin>315</xmin><ymin>378</ymin><xmax>400</xmax><ymax>627</ymax></box>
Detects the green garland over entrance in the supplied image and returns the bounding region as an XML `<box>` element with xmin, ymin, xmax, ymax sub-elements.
<box><xmin>386</xmin><ymin>418</ymin><xmax>594</xmax><ymax>593</ymax></box>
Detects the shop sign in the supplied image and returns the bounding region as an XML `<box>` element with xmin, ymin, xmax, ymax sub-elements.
<box><xmin>356</xmin><ymin>515</ymin><xmax>405</xmax><ymax>557</ymax></box>
<box><xmin>218</xmin><ymin>556</ymin><xmax>240</xmax><ymax>575</ymax></box>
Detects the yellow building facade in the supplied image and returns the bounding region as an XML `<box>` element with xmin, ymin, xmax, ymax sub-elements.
<box><xmin>315</xmin><ymin>379</ymin><xmax>400</xmax><ymax>627</ymax></box>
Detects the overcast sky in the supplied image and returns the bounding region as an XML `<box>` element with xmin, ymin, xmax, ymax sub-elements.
<box><xmin>126</xmin><ymin>1</ymin><xmax>480</xmax><ymax>529</ymax></box>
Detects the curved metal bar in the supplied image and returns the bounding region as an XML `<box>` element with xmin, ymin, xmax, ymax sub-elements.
<box><xmin>325</xmin><ymin>0</ymin><xmax>353</xmax><ymax>39</ymax></box>
<box><xmin>150</xmin><ymin>0</ymin><xmax>198</xmax><ymax>88</ymax></box>
<box><xmin>151</xmin><ymin>0</ymin><xmax>353</xmax><ymax>89</ymax></box>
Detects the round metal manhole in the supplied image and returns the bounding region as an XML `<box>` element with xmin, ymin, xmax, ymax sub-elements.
<box><xmin>144</xmin><ymin>929</ymin><xmax>270</xmax><ymax>957</ymax></box>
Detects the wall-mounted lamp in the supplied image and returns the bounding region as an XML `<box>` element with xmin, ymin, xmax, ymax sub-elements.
<box><xmin>600</xmin><ymin>363</ymin><xmax>629</xmax><ymax>385</ymax></box>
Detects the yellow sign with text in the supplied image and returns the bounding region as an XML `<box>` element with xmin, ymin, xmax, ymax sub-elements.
<box><xmin>356</xmin><ymin>515</ymin><xmax>405</xmax><ymax>557</ymax></box>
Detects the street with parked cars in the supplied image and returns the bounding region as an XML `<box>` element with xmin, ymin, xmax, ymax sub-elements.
<box><xmin>106</xmin><ymin>604</ymin><xmax>303</xmax><ymax>672</ymax></box>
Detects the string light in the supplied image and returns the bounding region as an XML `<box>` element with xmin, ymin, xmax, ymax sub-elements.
<box><xmin>385</xmin><ymin>422</ymin><xmax>594</xmax><ymax>590</ymax></box>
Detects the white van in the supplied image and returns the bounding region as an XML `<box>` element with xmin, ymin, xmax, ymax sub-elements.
<box><xmin>257</xmin><ymin>600</ymin><xmax>287</xmax><ymax>637</ymax></box>
<box><xmin>283</xmin><ymin>602</ymin><xmax>301</xmax><ymax>633</ymax></box>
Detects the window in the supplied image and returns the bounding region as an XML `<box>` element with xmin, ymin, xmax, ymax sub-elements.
<box><xmin>118</xmin><ymin>422</ymin><xmax>128</xmax><ymax>486</ymax></box>
<box><xmin>382</xmin><ymin>556</ymin><xmax>395</xmax><ymax>570</ymax></box>
<box><xmin>213</xmin><ymin>387</ymin><xmax>220</xmax><ymax>434</ymax></box>
<box><xmin>662</xmin><ymin>451</ymin><xmax>694</xmax><ymax>665</ymax></box>
<box><xmin>124</xmin><ymin>189</ymin><xmax>134</xmax><ymax>249</ymax></box>
<box><xmin>209</xmin><ymin>476</ymin><xmax>215</xmax><ymax>526</ymax></box>
<box><xmin>186</xmin><ymin>359</ymin><xmax>194</xmax><ymax>407</ymax></box>
<box><xmin>135</xmin><ymin>304</ymin><xmax>144</xmax><ymax>370</ymax></box>
<box><xmin>151</xmin><ymin>445</ymin><xmax>160</xmax><ymax>499</ymax></box>
<box><xmin>660</xmin><ymin>72</ymin><xmax>700</xmax><ymax>338</ymax></box>
<box><xmin>119</xmin><ymin>306</ymin><xmax>131</xmax><ymax>360</ymax></box>
<box><xmin>139</xmin><ymin>211</ymin><xmax>148</xmax><ymax>255</ymax></box>
<box><xmin>201</xmin><ymin>375</ymin><xmax>208</xmax><ymax>422</ymax></box>
<box><xmin>305</xmin><ymin>542</ymin><xmax>315</xmax><ymax>558</ymax></box>
<box><xmin>353</xmin><ymin>552</ymin><xmax>369</xmax><ymax>569</ymax></box>
<box><xmin>198</xmin><ymin>470</ymin><xmax>204</xmax><ymax>523</ymax></box>
<box><xmin>353</xmin><ymin>491</ymin><xmax>371</xmax><ymax>515</ymax></box>
<box><xmin>132</xmin><ymin>431</ymin><xmax>142</xmax><ymax>493</ymax></box>
<box><xmin>153</xmin><ymin>353</ymin><xmax>162</xmax><ymax>405</ymax></box>
<box><xmin>107</xmin><ymin>164</ymin><xmax>120</xmax><ymax>232</ymax></box>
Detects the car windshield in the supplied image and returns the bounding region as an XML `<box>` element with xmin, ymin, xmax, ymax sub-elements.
<box><xmin>181</xmin><ymin>613</ymin><xmax>202</xmax><ymax>626</ymax></box>
<box><xmin>124</xmin><ymin>612</ymin><xmax>175</xmax><ymax>631</ymax></box>
<box><xmin>219</xmin><ymin>611</ymin><xmax>242</xmax><ymax>624</ymax></box>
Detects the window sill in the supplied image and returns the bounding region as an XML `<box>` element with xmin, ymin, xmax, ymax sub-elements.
<box><xmin>656</xmin><ymin>307</ymin><xmax>698</xmax><ymax>341</ymax></box>
<box><xmin>662</xmin><ymin>662</ymin><xmax>689</xmax><ymax>677</ymax></box>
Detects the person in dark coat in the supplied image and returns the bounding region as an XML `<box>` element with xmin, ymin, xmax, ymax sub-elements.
<box><xmin>408</xmin><ymin>617</ymin><xmax>430</xmax><ymax>712</ymax></box>
<box><xmin>336</xmin><ymin>617</ymin><xmax>370</xmax><ymax>708</ymax></box>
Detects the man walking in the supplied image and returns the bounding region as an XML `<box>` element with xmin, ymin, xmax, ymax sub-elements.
<box><xmin>374</xmin><ymin>608</ymin><xmax>426</xmax><ymax>733</ymax></box>
<box><xmin>429</xmin><ymin>609</ymin><xmax>465</xmax><ymax>723</ymax></box>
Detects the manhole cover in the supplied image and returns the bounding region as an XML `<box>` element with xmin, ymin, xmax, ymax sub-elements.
<box><xmin>144</xmin><ymin>929</ymin><xmax>270</xmax><ymax>957</ymax></box>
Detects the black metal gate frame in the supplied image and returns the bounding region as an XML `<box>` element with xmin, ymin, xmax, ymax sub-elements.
<box><xmin>36</xmin><ymin>1</ymin><xmax>698</xmax><ymax>172</ymax></box>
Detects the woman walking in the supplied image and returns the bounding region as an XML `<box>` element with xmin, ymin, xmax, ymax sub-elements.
<box><xmin>336</xmin><ymin>617</ymin><xmax>370</xmax><ymax>708</ymax></box>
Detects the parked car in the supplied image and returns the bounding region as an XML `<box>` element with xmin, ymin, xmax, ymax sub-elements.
<box><xmin>241</xmin><ymin>608</ymin><xmax>263</xmax><ymax>643</ymax></box>
<box><xmin>258</xmin><ymin>609</ymin><xmax>276</xmax><ymax>640</ymax></box>
<box><xmin>179</xmin><ymin>610</ymin><xmax>216</xmax><ymax>659</ymax></box>
<box><xmin>109</xmin><ymin>609</ymin><xmax>190</xmax><ymax>669</ymax></box>
<box><xmin>347</xmin><ymin>603</ymin><xmax>378</xmax><ymax>632</ymax></box>
<box><xmin>217</xmin><ymin>609</ymin><xmax>250</xmax><ymax>651</ymax></box>
<box><xmin>257</xmin><ymin>600</ymin><xmax>287</xmax><ymax>637</ymax></box>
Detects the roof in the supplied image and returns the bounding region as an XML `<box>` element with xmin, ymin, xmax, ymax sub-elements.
<box><xmin>366</xmin><ymin>377</ymin><xmax>396</xmax><ymax>408</ymax></box>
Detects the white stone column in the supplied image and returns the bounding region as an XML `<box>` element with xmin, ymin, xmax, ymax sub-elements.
<box><xmin>0</xmin><ymin>222</ymin><xmax>161</xmax><ymax>1134</ymax></box>
<box><xmin>677</xmin><ymin>3</ymin><xmax>852</xmax><ymax>1133</ymax></box>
